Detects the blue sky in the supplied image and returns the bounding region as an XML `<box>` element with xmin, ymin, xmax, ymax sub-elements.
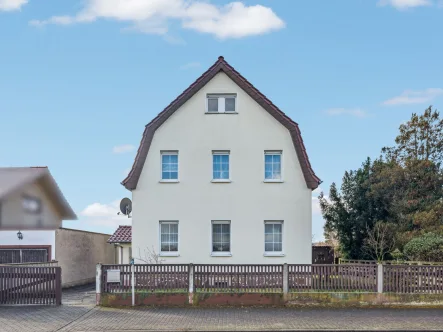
<box><xmin>1</xmin><ymin>0</ymin><xmax>442</xmax><ymax>240</ymax></box>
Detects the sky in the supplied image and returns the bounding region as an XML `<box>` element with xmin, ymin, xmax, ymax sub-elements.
<box><xmin>0</xmin><ymin>0</ymin><xmax>442</xmax><ymax>241</ymax></box>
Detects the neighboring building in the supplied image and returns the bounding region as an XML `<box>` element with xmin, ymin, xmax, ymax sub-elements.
<box><xmin>0</xmin><ymin>167</ymin><xmax>115</xmax><ymax>287</ymax></box>
<box><xmin>0</xmin><ymin>167</ymin><xmax>76</xmax><ymax>262</ymax></box>
<box><xmin>122</xmin><ymin>56</ymin><xmax>320</xmax><ymax>264</ymax></box>
<box><xmin>312</xmin><ymin>242</ymin><xmax>335</xmax><ymax>264</ymax></box>
<box><xmin>108</xmin><ymin>225</ymin><xmax>132</xmax><ymax>264</ymax></box>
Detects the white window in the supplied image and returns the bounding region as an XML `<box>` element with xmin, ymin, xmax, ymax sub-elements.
<box><xmin>264</xmin><ymin>151</ymin><xmax>282</xmax><ymax>181</ymax></box>
<box><xmin>211</xmin><ymin>221</ymin><xmax>231</xmax><ymax>256</ymax></box>
<box><xmin>264</xmin><ymin>221</ymin><xmax>283</xmax><ymax>255</ymax></box>
<box><xmin>212</xmin><ymin>151</ymin><xmax>230</xmax><ymax>181</ymax></box>
<box><xmin>206</xmin><ymin>94</ymin><xmax>237</xmax><ymax>113</ymax></box>
<box><xmin>160</xmin><ymin>221</ymin><xmax>179</xmax><ymax>255</ymax></box>
<box><xmin>161</xmin><ymin>151</ymin><xmax>178</xmax><ymax>181</ymax></box>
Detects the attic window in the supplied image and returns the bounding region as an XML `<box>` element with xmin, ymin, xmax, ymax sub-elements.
<box><xmin>206</xmin><ymin>94</ymin><xmax>237</xmax><ymax>113</ymax></box>
<box><xmin>22</xmin><ymin>195</ymin><xmax>41</xmax><ymax>214</ymax></box>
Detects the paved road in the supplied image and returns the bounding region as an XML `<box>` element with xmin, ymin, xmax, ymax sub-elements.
<box><xmin>1</xmin><ymin>286</ymin><xmax>443</xmax><ymax>332</ymax></box>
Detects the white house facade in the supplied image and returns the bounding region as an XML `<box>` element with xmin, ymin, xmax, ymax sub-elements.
<box><xmin>123</xmin><ymin>57</ymin><xmax>320</xmax><ymax>264</ymax></box>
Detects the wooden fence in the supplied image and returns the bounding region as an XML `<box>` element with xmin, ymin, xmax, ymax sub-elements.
<box><xmin>289</xmin><ymin>264</ymin><xmax>377</xmax><ymax>292</ymax></box>
<box><xmin>384</xmin><ymin>265</ymin><xmax>443</xmax><ymax>293</ymax></box>
<box><xmin>194</xmin><ymin>264</ymin><xmax>283</xmax><ymax>293</ymax></box>
<box><xmin>0</xmin><ymin>266</ymin><xmax>62</xmax><ymax>305</ymax></box>
<box><xmin>102</xmin><ymin>264</ymin><xmax>188</xmax><ymax>293</ymax></box>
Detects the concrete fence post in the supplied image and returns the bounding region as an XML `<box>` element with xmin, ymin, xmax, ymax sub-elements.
<box><xmin>188</xmin><ymin>263</ymin><xmax>194</xmax><ymax>305</ymax></box>
<box><xmin>377</xmin><ymin>263</ymin><xmax>383</xmax><ymax>294</ymax></box>
<box><xmin>283</xmin><ymin>263</ymin><xmax>289</xmax><ymax>299</ymax></box>
<box><xmin>96</xmin><ymin>263</ymin><xmax>102</xmax><ymax>305</ymax></box>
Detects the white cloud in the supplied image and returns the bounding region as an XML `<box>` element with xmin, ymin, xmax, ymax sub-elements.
<box><xmin>382</xmin><ymin>88</ymin><xmax>443</xmax><ymax>106</ymax></box>
<box><xmin>180</xmin><ymin>62</ymin><xmax>201</xmax><ymax>70</ymax></box>
<box><xmin>324</xmin><ymin>108</ymin><xmax>368</xmax><ymax>118</ymax></box>
<box><xmin>113</xmin><ymin>144</ymin><xmax>135</xmax><ymax>154</ymax></box>
<box><xmin>377</xmin><ymin>0</ymin><xmax>432</xmax><ymax>10</ymax></box>
<box><xmin>312</xmin><ymin>188</ymin><xmax>328</xmax><ymax>216</ymax></box>
<box><xmin>29</xmin><ymin>0</ymin><xmax>285</xmax><ymax>40</ymax></box>
<box><xmin>0</xmin><ymin>0</ymin><xmax>27</xmax><ymax>11</ymax></box>
<box><xmin>80</xmin><ymin>200</ymin><xmax>131</xmax><ymax>230</ymax></box>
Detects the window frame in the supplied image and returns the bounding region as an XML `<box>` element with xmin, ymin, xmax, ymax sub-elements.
<box><xmin>22</xmin><ymin>195</ymin><xmax>42</xmax><ymax>214</ymax></box>
<box><xmin>210</xmin><ymin>220</ymin><xmax>232</xmax><ymax>257</ymax></box>
<box><xmin>264</xmin><ymin>221</ymin><xmax>285</xmax><ymax>257</ymax></box>
<box><xmin>205</xmin><ymin>94</ymin><xmax>237</xmax><ymax>114</ymax></box>
<box><xmin>211</xmin><ymin>150</ymin><xmax>231</xmax><ymax>183</ymax></box>
<box><xmin>160</xmin><ymin>151</ymin><xmax>179</xmax><ymax>183</ymax></box>
<box><xmin>264</xmin><ymin>150</ymin><xmax>283</xmax><ymax>183</ymax></box>
<box><xmin>159</xmin><ymin>221</ymin><xmax>180</xmax><ymax>257</ymax></box>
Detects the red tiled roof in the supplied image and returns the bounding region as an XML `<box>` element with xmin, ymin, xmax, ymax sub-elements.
<box><xmin>122</xmin><ymin>56</ymin><xmax>321</xmax><ymax>190</ymax></box>
<box><xmin>108</xmin><ymin>225</ymin><xmax>132</xmax><ymax>243</ymax></box>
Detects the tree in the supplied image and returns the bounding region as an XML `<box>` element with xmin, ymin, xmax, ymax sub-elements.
<box><xmin>136</xmin><ymin>246</ymin><xmax>165</xmax><ymax>264</ymax></box>
<box><xmin>362</xmin><ymin>222</ymin><xmax>396</xmax><ymax>262</ymax></box>
<box><xmin>319</xmin><ymin>159</ymin><xmax>390</xmax><ymax>259</ymax></box>
<box><xmin>382</xmin><ymin>106</ymin><xmax>443</xmax><ymax>167</ymax></box>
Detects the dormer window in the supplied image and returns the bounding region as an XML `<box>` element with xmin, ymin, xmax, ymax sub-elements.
<box><xmin>206</xmin><ymin>94</ymin><xmax>237</xmax><ymax>113</ymax></box>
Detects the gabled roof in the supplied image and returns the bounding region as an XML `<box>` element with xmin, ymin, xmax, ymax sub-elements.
<box><xmin>0</xmin><ymin>167</ymin><xmax>77</xmax><ymax>220</ymax></box>
<box><xmin>108</xmin><ymin>225</ymin><xmax>132</xmax><ymax>243</ymax></box>
<box><xmin>122</xmin><ymin>56</ymin><xmax>321</xmax><ymax>190</ymax></box>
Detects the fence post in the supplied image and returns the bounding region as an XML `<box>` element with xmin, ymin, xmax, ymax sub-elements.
<box><xmin>188</xmin><ymin>263</ymin><xmax>194</xmax><ymax>305</ymax></box>
<box><xmin>96</xmin><ymin>263</ymin><xmax>102</xmax><ymax>305</ymax></box>
<box><xmin>55</xmin><ymin>267</ymin><xmax>62</xmax><ymax>305</ymax></box>
<box><xmin>377</xmin><ymin>263</ymin><xmax>383</xmax><ymax>293</ymax></box>
<box><xmin>283</xmin><ymin>263</ymin><xmax>289</xmax><ymax>300</ymax></box>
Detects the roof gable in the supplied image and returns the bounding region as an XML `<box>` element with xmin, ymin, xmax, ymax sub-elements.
<box><xmin>122</xmin><ymin>56</ymin><xmax>320</xmax><ymax>190</ymax></box>
<box><xmin>0</xmin><ymin>167</ymin><xmax>77</xmax><ymax>220</ymax></box>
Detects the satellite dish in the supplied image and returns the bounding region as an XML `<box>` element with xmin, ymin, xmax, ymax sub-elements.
<box><xmin>119</xmin><ymin>198</ymin><xmax>132</xmax><ymax>217</ymax></box>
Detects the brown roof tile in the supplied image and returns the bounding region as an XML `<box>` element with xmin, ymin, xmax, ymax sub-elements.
<box><xmin>108</xmin><ymin>225</ymin><xmax>132</xmax><ymax>243</ymax></box>
<box><xmin>122</xmin><ymin>56</ymin><xmax>321</xmax><ymax>190</ymax></box>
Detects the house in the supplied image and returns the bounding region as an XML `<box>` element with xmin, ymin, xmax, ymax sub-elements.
<box><xmin>108</xmin><ymin>225</ymin><xmax>132</xmax><ymax>264</ymax></box>
<box><xmin>122</xmin><ymin>56</ymin><xmax>320</xmax><ymax>264</ymax></box>
<box><xmin>0</xmin><ymin>167</ymin><xmax>115</xmax><ymax>287</ymax></box>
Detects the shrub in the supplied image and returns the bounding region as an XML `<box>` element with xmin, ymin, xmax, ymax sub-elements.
<box><xmin>403</xmin><ymin>233</ymin><xmax>443</xmax><ymax>262</ymax></box>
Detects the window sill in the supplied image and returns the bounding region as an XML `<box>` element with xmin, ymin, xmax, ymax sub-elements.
<box><xmin>205</xmin><ymin>112</ymin><xmax>238</xmax><ymax>115</ymax></box>
<box><xmin>211</xmin><ymin>179</ymin><xmax>232</xmax><ymax>183</ymax></box>
<box><xmin>159</xmin><ymin>180</ymin><xmax>180</xmax><ymax>183</ymax></box>
<box><xmin>263</xmin><ymin>180</ymin><xmax>284</xmax><ymax>183</ymax></box>
<box><xmin>211</xmin><ymin>252</ymin><xmax>232</xmax><ymax>257</ymax></box>
<box><xmin>264</xmin><ymin>253</ymin><xmax>285</xmax><ymax>257</ymax></box>
<box><xmin>159</xmin><ymin>253</ymin><xmax>180</xmax><ymax>257</ymax></box>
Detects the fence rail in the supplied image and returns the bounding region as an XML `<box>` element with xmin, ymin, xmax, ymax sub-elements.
<box><xmin>289</xmin><ymin>264</ymin><xmax>377</xmax><ymax>292</ymax></box>
<box><xmin>0</xmin><ymin>266</ymin><xmax>61</xmax><ymax>305</ymax></box>
<box><xmin>99</xmin><ymin>263</ymin><xmax>443</xmax><ymax>296</ymax></box>
<box><xmin>384</xmin><ymin>265</ymin><xmax>443</xmax><ymax>293</ymax></box>
<box><xmin>339</xmin><ymin>258</ymin><xmax>443</xmax><ymax>266</ymax></box>
<box><xmin>0</xmin><ymin>261</ymin><xmax>59</xmax><ymax>267</ymax></box>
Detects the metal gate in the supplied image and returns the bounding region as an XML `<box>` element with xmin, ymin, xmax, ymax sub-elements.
<box><xmin>0</xmin><ymin>266</ymin><xmax>61</xmax><ymax>305</ymax></box>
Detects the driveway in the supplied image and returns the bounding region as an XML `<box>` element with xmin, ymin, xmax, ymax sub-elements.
<box><xmin>0</xmin><ymin>287</ymin><xmax>443</xmax><ymax>332</ymax></box>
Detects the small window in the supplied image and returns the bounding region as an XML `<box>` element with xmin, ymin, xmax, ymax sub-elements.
<box><xmin>206</xmin><ymin>94</ymin><xmax>236</xmax><ymax>113</ymax></box>
<box><xmin>264</xmin><ymin>151</ymin><xmax>282</xmax><ymax>181</ymax></box>
<box><xmin>212</xmin><ymin>151</ymin><xmax>230</xmax><ymax>181</ymax></box>
<box><xmin>161</xmin><ymin>151</ymin><xmax>178</xmax><ymax>181</ymax></box>
<box><xmin>22</xmin><ymin>195</ymin><xmax>41</xmax><ymax>214</ymax></box>
<box><xmin>212</xmin><ymin>221</ymin><xmax>231</xmax><ymax>254</ymax></box>
<box><xmin>265</xmin><ymin>221</ymin><xmax>283</xmax><ymax>253</ymax></box>
<box><xmin>160</xmin><ymin>221</ymin><xmax>179</xmax><ymax>254</ymax></box>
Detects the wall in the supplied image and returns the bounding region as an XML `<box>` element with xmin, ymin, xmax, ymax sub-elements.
<box><xmin>0</xmin><ymin>182</ymin><xmax>61</xmax><ymax>230</ymax></box>
<box><xmin>0</xmin><ymin>230</ymin><xmax>56</xmax><ymax>260</ymax></box>
<box><xmin>116</xmin><ymin>244</ymin><xmax>131</xmax><ymax>264</ymax></box>
<box><xmin>132</xmin><ymin>72</ymin><xmax>312</xmax><ymax>264</ymax></box>
<box><xmin>56</xmin><ymin>228</ymin><xmax>114</xmax><ymax>288</ymax></box>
